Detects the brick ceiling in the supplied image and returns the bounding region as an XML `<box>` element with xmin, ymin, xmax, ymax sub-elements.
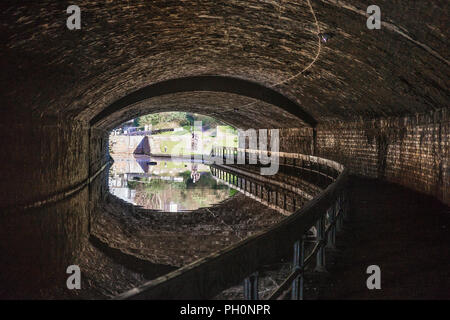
<box><xmin>1</xmin><ymin>0</ymin><xmax>448</xmax><ymax>129</ymax></box>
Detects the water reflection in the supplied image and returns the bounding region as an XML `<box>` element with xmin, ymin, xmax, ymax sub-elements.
<box><xmin>108</xmin><ymin>156</ymin><xmax>236</xmax><ymax>211</ymax></box>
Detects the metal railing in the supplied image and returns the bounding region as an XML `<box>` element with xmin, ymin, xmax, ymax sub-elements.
<box><xmin>210</xmin><ymin>164</ymin><xmax>314</xmax><ymax>216</ymax></box>
<box><xmin>115</xmin><ymin>147</ymin><xmax>348</xmax><ymax>300</ymax></box>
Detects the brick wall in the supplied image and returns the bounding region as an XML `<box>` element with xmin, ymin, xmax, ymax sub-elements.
<box><xmin>0</xmin><ymin>119</ymin><xmax>91</xmax><ymax>297</ymax></box>
<box><xmin>316</xmin><ymin>110</ymin><xmax>449</xmax><ymax>205</ymax></box>
<box><xmin>89</xmin><ymin>128</ymin><xmax>111</xmax><ymax>226</ymax></box>
<box><xmin>238</xmin><ymin>127</ymin><xmax>313</xmax><ymax>155</ymax></box>
<box><xmin>276</xmin><ymin>128</ymin><xmax>314</xmax><ymax>155</ymax></box>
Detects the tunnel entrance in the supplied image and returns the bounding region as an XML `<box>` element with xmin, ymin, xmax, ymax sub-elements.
<box><xmin>85</xmin><ymin>111</ymin><xmax>331</xmax><ymax>299</ymax></box>
<box><xmin>1</xmin><ymin>0</ymin><xmax>449</xmax><ymax>302</ymax></box>
<box><xmin>107</xmin><ymin>112</ymin><xmax>239</xmax><ymax>211</ymax></box>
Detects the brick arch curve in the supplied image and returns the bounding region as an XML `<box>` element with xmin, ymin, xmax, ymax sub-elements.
<box><xmin>90</xmin><ymin>75</ymin><xmax>318</xmax><ymax>128</ymax></box>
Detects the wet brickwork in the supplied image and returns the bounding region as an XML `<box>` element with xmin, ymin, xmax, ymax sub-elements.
<box><xmin>273</xmin><ymin>110</ymin><xmax>449</xmax><ymax>205</ymax></box>
<box><xmin>0</xmin><ymin>0</ymin><xmax>448</xmax><ymax>298</ymax></box>
<box><xmin>92</xmin><ymin>193</ymin><xmax>284</xmax><ymax>268</ymax></box>
<box><xmin>2</xmin><ymin>1</ymin><xmax>447</xmax><ymax>125</ymax></box>
<box><xmin>316</xmin><ymin>110</ymin><xmax>449</xmax><ymax>205</ymax></box>
<box><xmin>23</xmin><ymin>191</ymin><xmax>285</xmax><ymax>299</ymax></box>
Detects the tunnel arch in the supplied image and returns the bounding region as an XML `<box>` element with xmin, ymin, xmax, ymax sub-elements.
<box><xmin>89</xmin><ymin>76</ymin><xmax>318</xmax><ymax>129</ymax></box>
<box><xmin>0</xmin><ymin>0</ymin><xmax>448</xmax><ymax>299</ymax></box>
<box><xmin>96</xmin><ymin>91</ymin><xmax>314</xmax><ymax>131</ymax></box>
<box><xmin>107</xmin><ymin>109</ymin><xmax>239</xmax><ymax>133</ymax></box>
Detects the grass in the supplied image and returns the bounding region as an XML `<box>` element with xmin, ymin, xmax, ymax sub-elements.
<box><xmin>159</xmin><ymin>140</ymin><xmax>187</xmax><ymax>154</ymax></box>
<box><xmin>153</xmin><ymin>125</ymin><xmax>238</xmax><ymax>156</ymax></box>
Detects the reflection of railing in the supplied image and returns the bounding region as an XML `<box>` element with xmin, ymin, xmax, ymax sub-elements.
<box><xmin>115</xmin><ymin>147</ymin><xmax>348</xmax><ymax>300</ymax></box>
<box><xmin>211</xmin><ymin>164</ymin><xmax>313</xmax><ymax>216</ymax></box>
<box><xmin>211</xmin><ymin>146</ymin><xmax>342</xmax><ymax>181</ymax></box>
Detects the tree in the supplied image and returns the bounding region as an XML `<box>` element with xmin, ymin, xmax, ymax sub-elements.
<box><xmin>134</xmin><ymin>112</ymin><xmax>225</xmax><ymax>129</ymax></box>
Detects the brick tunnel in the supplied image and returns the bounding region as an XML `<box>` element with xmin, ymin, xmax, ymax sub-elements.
<box><xmin>0</xmin><ymin>1</ymin><xmax>448</xmax><ymax>300</ymax></box>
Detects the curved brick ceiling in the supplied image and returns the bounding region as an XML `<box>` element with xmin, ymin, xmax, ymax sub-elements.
<box><xmin>1</xmin><ymin>0</ymin><xmax>448</xmax><ymax>126</ymax></box>
<box><xmin>96</xmin><ymin>91</ymin><xmax>309</xmax><ymax>130</ymax></box>
<box><xmin>91</xmin><ymin>76</ymin><xmax>317</xmax><ymax>129</ymax></box>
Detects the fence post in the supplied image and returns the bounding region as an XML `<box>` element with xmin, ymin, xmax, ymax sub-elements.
<box><xmin>292</xmin><ymin>239</ymin><xmax>305</xmax><ymax>300</ymax></box>
<box><xmin>342</xmin><ymin>190</ymin><xmax>348</xmax><ymax>220</ymax></box>
<box><xmin>244</xmin><ymin>272</ymin><xmax>259</xmax><ymax>300</ymax></box>
<box><xmin>326</xmin><ymin>205</ymin><xmax>336</xmax><ymax>249</ymax></box>
<box><xmin>336</xmin><ymin>197</ymin><xmax>343</xmax><ymax>232</ymax></box>
<box><xmin>315</xmin><ymin>215</ymin><xmax>327</xmax><ymax>272</ymax></box>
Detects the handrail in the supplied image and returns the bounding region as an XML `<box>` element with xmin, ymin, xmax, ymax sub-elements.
<box><xmin>115</xmin><ymin>147</ymin><xmax>348</xmax><ymax>300</ymax></box>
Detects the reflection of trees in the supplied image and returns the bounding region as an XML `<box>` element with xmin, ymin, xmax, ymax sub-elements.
<box><xmin>130</xmin><ymin>179</ymin><xmax>184</xmax><ymax>210</ymax></box>
<box><xmin>185</xmin><ymin>172</ymin><xmax>228</xmax><ymax>190</ymax></box>
<box><xmin>128</xmin><ymin>172</ymin><xmax>232</xmax><ymax>211</ymax></box>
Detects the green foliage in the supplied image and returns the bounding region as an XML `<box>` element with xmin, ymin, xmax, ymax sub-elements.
<box><xmin>135</xmin><ymin>112</ymin><xmax>223</xmax><ymax>129</ymax></box>
<box><xmin>129</xmin><ymin>177</ymin><xmax>187</xmax><ymax>192</ymax></box>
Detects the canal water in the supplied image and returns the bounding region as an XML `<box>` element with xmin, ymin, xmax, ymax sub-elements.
<box><xmin>108</xmin><ymin>156</ymin><xmax>236</xmax><ymax>211</ymax></box>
